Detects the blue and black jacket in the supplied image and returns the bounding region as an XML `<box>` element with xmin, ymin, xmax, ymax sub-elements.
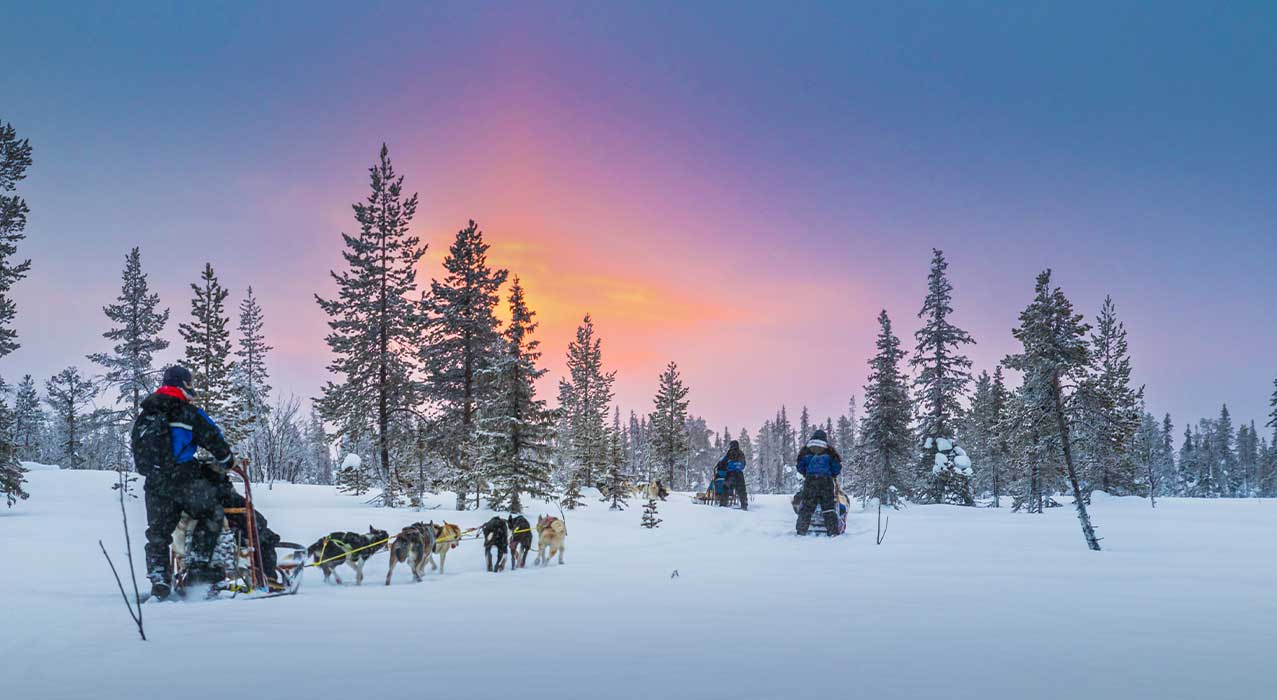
<box><xmin>139</xmin><ymin>386</ymin><xmax>234</xmax><ymax>467</ymax></box>
<box><xmin>797</xmin><ymin>446</ymin><xmax>842</xmax><ymax>478</ymax></box>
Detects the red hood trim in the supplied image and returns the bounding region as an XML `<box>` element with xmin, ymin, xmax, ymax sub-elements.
<box><xmin>157</xmin><ymin>385</ymin><xmax>189</xmax><ymax>402</ymax></box>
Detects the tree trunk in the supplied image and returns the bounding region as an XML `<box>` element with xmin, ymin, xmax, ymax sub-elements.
<box><xmin>1052</xmin><ymin>372</ymin><xmax>1102</xmax><ymax>551</ymax></box>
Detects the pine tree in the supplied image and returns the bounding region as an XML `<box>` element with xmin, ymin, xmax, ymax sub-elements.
<box><xmin>1268</xmin><ymin>378</ymin><xmax>1277</xmax><ymax>446</ymax></box>
<box><xmin>44</xmin><ymin>367</ymin><xmax>96</xmax><ymax>469</ymax></box>
<box><xmin>477</xmin><ymin>277</ymin><xmax>554</xmax><ymax>513</ymax></box>
<box><xmin>0</xmin><ymin>121</ymin><xmax>33</xmax><ymax>358</ymax></box>
<box><xmin>0</xmin><ymin>376</ymin><xmax>27</xmax><ymax>505</ymax></box>
<box><xmin>1077</xmin><ymin>296</ymin><xmax>1142</xmax><ymax>497</ymax></box>
<box><xmin>1213</xmin><ymin>405</ymin><xmax>1238</xmax><ymax>496</ymax></box>
<box><xmin>560</xmin><ymin>469</ymin><xmax>585</xmax><ymax>510</ymax></box>
<box><xmin>911</xmin><ymin>249</ymin><xmax>976</xmax><ymax>505</ymax></box>
<box><xmin>315</xmin><ymin>145</ymin><xmax>425</xmax><ymax>506</ymax></box>
<box><xmin>1003</xmin><ymin>270</ymin><xmax>1101</xmax><ymax>551</ymax></box>
<box><xmin>603</xmin><ymin>407</ymin><xmax>629</xmax><ymax>510</ymax></box>
<box><xmin>87</xmin><ymin>247</ymin><xmax>170</xmax><ymax>415</ymax></box>
<box><xmin>1237</xmin><ymin>421</ymin><xmax>1259</xmax><ymax>497</ymax></box>
<box><xmin>232</xmin><ymin>286</ymin><xmax>272</xmax><ymax>473</ymax></box>
<box><xmin>858</xmin><ymin>310</ymin><xmax>914</xmax><ymax>507</ymax></box>
<box><xmin>180</xmin><ymin>263</ymin><xmax>235</xmax><ymax>424</ymax></box>
<box><xmin>335</xmin><ymin>456</ymin><xmax>373</xmax><ymax>496</ymax></box>
<box><xmin>421</xmin><ymin>220</ymin><xmax>508</xmax><ymax>509</ymax></box>
<box><xmin>1157</xmin><ymin>414</ymin><xmax>1179</xmax><ymax>496</ymax></box>
<box><xmin>12</xmin><ymin>374</ymin><xmax>43</xmax><ymax>461</ymax></box>
<box><xmin>302</xmin><ymin>408</ymin><xmax>333</xmax><ymax>485</ymax></box>
<box><xmin>640</xmin><ymin>497</ymin><xmax>662</xmax><ymax>528</ymax></box>
<box><xmin>649</xmin><ymin>361</ymin><xmax>691</xmax><ymax>490</ymax></box>
<box><xmin>0</xmin><ymin>123</ymin><xmax>33</xmax><ymax>506</ymax></box>
<box><xmin>798</xmin><ymin>406</ymin><xmax>811</xmax><ymax>448</ymax></box>
<box><xmin>557</xmin><ymin>314</ymin><xmax>615</xmax><ymax>497</ymax></box>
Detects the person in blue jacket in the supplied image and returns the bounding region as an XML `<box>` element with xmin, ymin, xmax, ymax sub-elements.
<box><xmin>714</xmin><ymin>440</ymin><xmax>749</xmax><ymax>509</ymax></box>
<box><xmin>795</xmin><ymin>429</ymin><xmax>842</xmax><ymax>536</ymax></box>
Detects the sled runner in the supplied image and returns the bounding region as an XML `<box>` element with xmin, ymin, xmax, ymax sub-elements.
<box><xmin>791</xmin><ymin>485</ymin><xmax>850</xmax><ymax>535</ymax></box>
<box><xmin>166</xmin><ymin>463</ymin><xmax>305</xmax><ymax>600</ymax></box>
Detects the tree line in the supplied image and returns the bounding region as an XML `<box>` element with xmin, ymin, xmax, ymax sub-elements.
<box><xmin>2</xmin><ymin>131</ymin><xmax>1275</xmax><ymax>539</ymax></box>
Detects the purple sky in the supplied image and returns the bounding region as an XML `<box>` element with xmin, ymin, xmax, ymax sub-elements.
<box><xmin>3</xmin><ymin>2</ymin><xmax>1275</xmax><ymax>434</ymax></box>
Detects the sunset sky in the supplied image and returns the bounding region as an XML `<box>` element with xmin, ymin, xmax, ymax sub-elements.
<box><xmin>4</xmin><ymin>2</ymin><xmax>1275</xmax><ymax>432</ymax></box>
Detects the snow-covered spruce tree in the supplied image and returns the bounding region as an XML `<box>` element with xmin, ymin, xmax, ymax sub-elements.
<box><xmin>857</xmin><ymin>310</ymin><xmax>914</xmax><ymax>507</ymax></box>
<box><xmin>476</xmin><ymin>277</ymin><xmax>554</xmax><ymax>514</ymax></box>
<box><xmin>1003</xmin><ymin>270</ymin><xmax>1101</xmax><ymax>551</ymax></box>
<box><xmin>180</xmin><ymin>263</ymin><xmax>235</xmax><ymax>427</ymax></box>
<box><xmin>0</xmin><ymin>122</ymin><xmax>34</xmax><ymax>505</ymax></box>
<box><xmin>12</xmin><ymin>374</ymin><xmax>43</xmax><ymax>461</ymax></box>
<box><xmin>0</xmin><ymin>377</ymin><xmax>27</xmax><ymax>506</ymax></box>
<box><xmin>421</xmin><ymin>220</ymin><xmax>508</xmax><ymax>510</ymax></box>
<box><xmin>231</xmin><ymin>286</ymin><xmax>272</xmax><ymax>478</ymax></box>
<box><xmin>299</xmin><ymin>407</ymin><xmax>333</xmax><ymax>485</ymax></box>
<box><xmin>1134</xmin><ymin>410</ymin><xmax>1162</xmax><ymax>507</ymax></box>
<box><xmin>315</xmin><ymin>144</ymin><xmax>425</xmax><ymax>506</ymax></box>
<box><xmin>1156</xmin><ymin>414</ymin><xmax>1180</xmax><ymax>496</ymax></box>
<box><xmin>603</xmin><ymin>407</ymin><xmax>629</xmax><ymax>510</ymax></box>
<box><xmin>685</xmin><ymin>416</ymin><xmax>714</xmax><ymax>489</ymax></box>
<box><xmin>798</xmin><ymin>406</ymin><xmax>811</xmax><ymax>451</ymax></box>
<box><xmin>1075</xmin><ymin>296</ymin><xmax>1142</xmax><ymax>498</ymax></box>
<box><xmin>911</xmin><ymin>249</ymin><xmax>976</xmax><ymax>505</ymax></box>
<box><xmin>835</xmin><ymin>395</ymin><xmax>857</xmax><ymax>461</ymax></box>
<box><xmin>88</xmin><ymin>247</ymin><xmax>169</xmax><ymax>416</ymax></box>
<box><xmin>640</xmin><ymin>497</ymin><xmax>662</xmax><ymax>528</ymax></box>
<box><xmin>44</xmin><ymin>367</ymin><xmax>96</xmax><ymax>469</ymax></box>
<box><xmin>965</xmin><ymin>372</ymin><xmax>1006</xmax><ymax>503</ymax></box>
<box><xmin>1189</xmin><ymin>405</ymin><xmax>1235</xmax><ymax>498</ymax></box>
<box><xmin>557</xmin><ymin>314</ymin><xmax>616</xmax><ymax>500</ymax></box>
<box><xmin>649</xmin><ymin>361</ymin><xmax>690</xmax><ymax>490</ymax></box>
<box><xmin>335</xmin><ymin>453</ymin><xmax>373</xmax><ymax>496</ymax></box>
<box><xmin>0</xmin><ymin>121</ymin><xmax>33</xmax><ymax>358</ymax></box>
<box><xmin>1237</xmin><ymin>421</ymin><xmax>1260</xmax><ymax>497</ymax></box>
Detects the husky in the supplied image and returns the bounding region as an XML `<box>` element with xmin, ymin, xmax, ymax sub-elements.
<box><xmin>385</xmin><ymin>522</ymin><xmax>436</xmax><ymax>585</ymax></box>
<box><xmin>481</xmin><ymin>517</ymin><xmax>510</xmax><ymax>572</ymax></box>
<box><xmin>534</xmin><ymin>515</ymin><xmax>567</xmax><ymax>566</ymax></box>
<box><xmin>427</xmin><ymin>521</ymin><xmax>462</xmax><ymax>575</ymax></box>
<box><xmin>507</xmin><ymin>515</ymin><xmax>533</xmax><ymax>569</ymax></box>
<box><xmin>307</xmin><ymin>526</ymin><xmax>388</xmax><ymax>585</ymax></box>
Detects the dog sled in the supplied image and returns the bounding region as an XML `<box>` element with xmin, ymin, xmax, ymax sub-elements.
<box><xmin>791</xmin><ymin>484</ymin><xmax>850</xmax><ymax>535</ymax></box>
<box><xmin>164</xmin><ymin>462</ymin><xmax>306</xmax><ymax>601</ymax></box>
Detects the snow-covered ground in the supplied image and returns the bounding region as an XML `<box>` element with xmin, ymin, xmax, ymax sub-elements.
<box><xmin>4</xmin><ymin>470</ymin><xmax>1274</xmax><ymax>700</ymax></box>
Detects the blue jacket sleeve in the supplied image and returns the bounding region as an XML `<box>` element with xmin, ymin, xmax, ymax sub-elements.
<box><xmin>797</xmin><ymin>454</ymin><xmax>808</xmax><ymax>476</ymax></box>
<box><xmin>831</xmin><ymin>456</ymin><xmax>842</xmax><ymax>477</ymax></box>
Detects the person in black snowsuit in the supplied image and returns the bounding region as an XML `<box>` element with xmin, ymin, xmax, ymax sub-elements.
<box><xmin>714</xmin><ymin>441</ymin><xmax>749</xmax><ymax>510</ymax></box>
<box><xmin>795</xmin><ymin>429</ymin><xmax>842</xmax><ymax>536</ymax></box>
<box><xmin>133</xmin><ymin>366</ymin><xmax>237</xmax><ymax>599</ymax></box>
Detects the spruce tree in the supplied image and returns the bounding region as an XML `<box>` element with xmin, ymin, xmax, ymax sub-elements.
<box><xmin>232</xmin><ymin>286</ymin><xmax>272</xmax><ymax>467</ymax></box>
<box><xmin>421</xmin><ymin>220</ymin><xmax>508</xmax><ymax>509</ymax></box>
<box><xmin>1158</xmin><ymin>414</ymin><xmax>1179</xmax><ymax>496</ymax></box>
<box><xmin>557</xmin><ymin>314</ymin><xmax>615</xmax><ymax>496</ymax></box>
<box><xmin>302</xmin><ymin>408</ymin><xmax>333</xmax><ymax>485</ymax></box>
<box><xmin>315</xmin><ymin>145</ymin><xmax>425</xmax><ymax>505</ymax></box>
<box><xmin>0</xmin><ymin>377</ymin><xmax>27</xmax><ymax>505</ymax></box>
<box><xmin>476</xmin><ymin>276</ymin><xmax>554</xmax><ymax>513</ymax></box>
<box><xmin>858</xmin><ymin>310</ymin><xmax>914</xmax><ymax>507</ymax></box>
<box><xmin>0</xmin><ymin>123</ymin><xmax>33</xmax><ymax>505</ymax></box>
<box><xmin>1003</xmin><ymin>270</ymin><xmax>1101</xmax><ymax>551</ymax></box>
<box><xmin>180</xmin><ymin>263</ymin><xmax>235</xmax><ymax>424</ymax></box>
<box><xmin>911</xmin><ymin>249</ymin><xmax>976</xmax><ymax>505</ymax></box>
<box><xmin>44</xmin><ymin>367</ymin><xmax>96</xmax><ymax>469</ymax></box>
<box><xmin>88</xmin><ymin>248</ymin><xmax>170</xmax><ymax>415</ymax></box>
<box><xmin>1077</xmin><ymin>296</ymin><xmax>1142</xmax><ymax>497</ymax></box>
<box><xmin>0</xmin><ymin>121</ymin><xmax>33</xmax><ymax>358</ymax></box>
<box><xmin>649</xmin><ymin>361</ymin><xmax>690</xmax><ymax>490</ymax></box>
<box><xmin>640</xmin><ymin>497</ymin><xmax>662</xmax><ymax>528</ymax></box>
<box><xmin>12</xmin><ymin>374</ymin><xmax>43</xmax><ymax>461</ymax></box>
<box><xmin>1212</xmin><ymin>405</ymin><xmax>1238</xmax><ymax>496</ymax></box>
<box><xmin>603</xmin><ymin>407</ymin><xmax>629</xmax><ymax>510</ymax></box>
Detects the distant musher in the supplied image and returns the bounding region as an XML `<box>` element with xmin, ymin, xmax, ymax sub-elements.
<box><xmin>795</xmin><ymin>429</ymin><xmax>842</xmax><ymax>536</ymax></box>
<box><xmin>714</xmin><ymin>440</ymin><xmax>749</xmax><ymax>510</ymax></box>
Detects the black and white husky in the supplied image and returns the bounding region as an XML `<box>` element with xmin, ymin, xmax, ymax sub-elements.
<box><xmin>307</xmin><ymin>526</ymin><xmax>388</xmax><ymax>585</ymax></box>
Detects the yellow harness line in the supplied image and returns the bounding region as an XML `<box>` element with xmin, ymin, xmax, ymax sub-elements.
<box><xmin>307</xmin><ymin>524</ymin><xmax>526</xmax><ymax>568</ymax></box>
